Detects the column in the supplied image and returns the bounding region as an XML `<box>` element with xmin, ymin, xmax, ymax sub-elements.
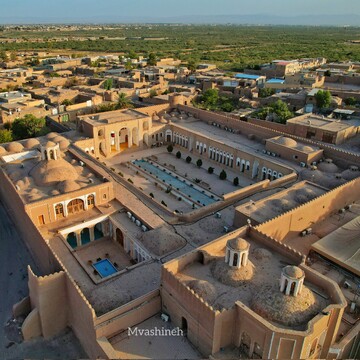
<box><xmin>229</xmin><ymin>251</ymin><xmax>234</xmax><ymax>267</ymax></box>
<box><xmin>285</xmin><ymin>280</ymin><xmax>292</xmax><ymax>295</ymax></box>
<box><xmin>280</xmin><ymin>277</ymin><xmax>286</xmax><ymax>292</ymax></box>
<box><xmin>115</xmin><ymin>132</ymin><xmax>120</xmax><ymax>151</ymax></box>
<box><xmin>76</xmin><ymin>232</ymin><xmax>81</xmax><ymax>247</ymax></box>
<box><xmin>242</xmin><ymin>252</ymin><xmax>249</xmax><ymax>267</ymax></box>
<box><xmin>225</xmin><ymin>248</ymin><xmax>230</xmax><ymax>263</ymax></box>
<box><xmin>128</xmin><ymin>130</ymin><xmax>132</xmax><ymax>148</ymax></box>
<box><xmin>90</xmin><ymin>227</ymin><xmax>95</xmax><ymax>242</ymax></box>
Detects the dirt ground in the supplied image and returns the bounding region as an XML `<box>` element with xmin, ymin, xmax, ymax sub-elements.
<box><xmin>0</xmin><ymin>200</ymin><xmax>86</xmax><ymax>359</ymax></box>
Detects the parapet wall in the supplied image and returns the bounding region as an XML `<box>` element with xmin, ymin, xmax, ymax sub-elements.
<box><xmin>94</xmin><ymin>289</ymin><xmax>161</xmax><ymax>339</ymax></box>
<box><xmin>256</xmin><ymin>177</ymin><xmax>360</xmax><ymax>241</ymax></box>
<box><xmin>136</xmin><ymin>103</ymin><xmax>170</xmax><ymax>116</ymax></box>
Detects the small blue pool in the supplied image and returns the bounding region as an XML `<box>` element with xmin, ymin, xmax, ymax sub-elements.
<box><xmin>93</xmin><ymin>259</ymin><xmax>118</xmax><ymax>278</ymax></box>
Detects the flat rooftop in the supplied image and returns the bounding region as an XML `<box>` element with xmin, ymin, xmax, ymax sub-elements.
<box><xmin>311</xmin><ymin>215</ymin><xmax>360</xmax><ymax>277</ymax></box>
<box><xmin>81</xmin><ymin>108</ymin><xmax>149</xmax><ymax>126</ymax></box>
<box><xmin>287</xmin><ymin>115</ymin><xmax>355</xmax><ymax>132</ymax></box>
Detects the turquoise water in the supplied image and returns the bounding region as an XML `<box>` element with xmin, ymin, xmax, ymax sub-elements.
<box><xmin>133</xmin><ymin>160</ymin><xmax>217</xmax><ymax>206</ymax></box>
<box><xmin>93</xmin><ymin>259</ymin><xmax>118</xmax><ymax>278</ymax></box>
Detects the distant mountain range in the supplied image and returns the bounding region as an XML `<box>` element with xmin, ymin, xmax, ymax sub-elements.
<box><xmin>0</xmin><ymin>14</ymin><xmax>359</xmax><ymax>26</ymax></box>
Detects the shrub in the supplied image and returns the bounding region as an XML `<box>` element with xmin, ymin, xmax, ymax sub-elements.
<box><xmin>233</xmin><ymin>177</ymin><xmax>239</xmax><ymax>186</ymax></box>
<box><xmin>176</xmin><ymin>151</ymin><xmax>181</xmax><ymax>159</ymax></box>
<box><xmin>161</xmin><ymin>200</ymin><xmax>167</xmax><ymax>207</ymax></box>
<box><xmin>208</xmin><ymin>167</ymin><xmax>214</xmax><ymax>174</ymax></box>
<box><xmin>178</xmin><ymin>197</ymin><xmax>182</xmax><ymax>201</ymax></box>
<box><xmin>167</xmin><ymin>144</ymin><xmax>173</xmax><ymax>153</ymax></box>
<box><xmin>110</xmin><ymin>167</ymin><xmax>115</xmax><ymax>171</ymax></box>
<box><xmin>186</xmin><ymin>156</ymin><xmax>192</xmax><ymax>163</ymax></box>
<box><xmin>194</xmin><ymin>178</ymin><xmax>201</xmax><ymax>183</ymax></box>
<box><xmin>150</xmin><ymin>192</ymin><xmax>154</xmax><ymax>198</ymax></box>
<box><xmin>127</xmin><ymin>178</ymin><xmax>134</xmax><ymax>184</ymax></box>
<box><xmin>196</xmin><ymin>159</ymin><xmax>203</xmax><ymax>168</ymax></box>
<box><xmin>118</xmin><ymin>171</ymin><xmax>124</xmax><ymax>177</ymax></box>
<box><xmin>219</xmin><ymin>170</ymin><xmax>227</xmax><ymax>180</ymax></box>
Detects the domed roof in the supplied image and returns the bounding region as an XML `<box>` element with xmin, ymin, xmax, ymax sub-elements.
<box><xmin>59</xmin><ymin>139</ymin><xmax>70</xmax><ymax>150</ymax></box>
<box><xmin>23</xmin><ymin>138</ymin><xmax>40</xmax><ymax>149</ymax></box>
<box><xmin>317</xmin><ymin>159</ymin><xmax>339</xmax><ymax>173</ymax></box>
<box><xmin>283</xmin><ymin>265</ymin><xmax>304</xmax><ymax>279</ymax></box>
<box><xmin>52</xmin><ymin>136</ymin><xmax>66</xmax><ymax>143</ymax></box>
<box><xmin>57</xmin><ymin>180</ymin><xmax>81</xmax><ymax>194</ymax></box>
<box><xmin>211</xmin><ymin>258</ymin><xmax>254</xmax><ymax>287</ymax></box>
<box><xmin>43</xmin><ymin>141</ymin><xmax>57</xmax><ymax>148</ymax></box>
<box><xmin>227</xmin><ymin>237</ymin><xmax>249</xmax><ymax>251</ymax></box>
<box><xmin>270</xmin><ymin>199</ymin><xmax>293</xmax><ymax>212</ymax></box>
<box><xmin>276</xmin><ymin>136</ymin><xmax>297</xmax><ymax>147</ymax></box>
<box><xmin>251</xmin><ymin>284</ymin><xmax>324</xmax><ymax>327</ymax></box>
<box><xmin>187</xmin><ymin>280</ymin><xmax>217</xmax><ymax>304</ymax></box>
<box><xmin>46</xmin><ymin>132</ymin><xmax>59</xmax><ymax>140</ymax></box>
<box><xmin>29</xmin><ymin>158</ymin><xmax>78</xmax><ymax>187</ymax></box>
<box><xmin>139</xmin><ymin>226</ymin><xmax>186</xmax><ymax>256</ymax></box>
<box><xmin>6</xmin><ymin>142</ymin><xmax>24</xmax><ymax>153</ymax></box>
<box><xmin>294</xmin><ymin>188</ymin><xmax>316</xmax><ymax>203</ymax></box>
<box><xmin>297</xmin><ymin>145</ymin><xmax>315</xmax><ymax>153</ymax></box>
<box><xmin>341</xmin><ymin>169</ymin><xmax>360</xmax><ymax>181</ymax></box>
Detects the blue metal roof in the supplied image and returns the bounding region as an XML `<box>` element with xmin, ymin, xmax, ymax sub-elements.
<box><xmin>235</xmin><ymin>73</ymin><xmax>261</xmax><ymax>80</ymax></box>
<box><xmin>266</xmin><ymin>78</ymin><xmax>285</xmax><ymax>84</ymax></box>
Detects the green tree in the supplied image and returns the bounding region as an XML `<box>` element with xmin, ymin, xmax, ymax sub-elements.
<box><xmin>259</xmin><ymin>88</ymin><xmax>276</xmax><ymax>98</ymax></box>
<box><xmin>167</xmin><ymin>144</ymin><xmax>173</xmax><ymax>153</ymax></box>
<box><xmin>125</xmin><ymin>60</ymin><xmax>133</xmax><ymax>70</ymax></box>
<box><xmin>12</xmin><ymin>114</ymin><xmax>46</xmax><ymax>139</ymax></box>
<box><xmin>196</xmin><ymin>159</ymin><xmax>203</xmax><ymax>168</ymax></box>
<box><xmin>208</xmin><ymin>166</ymin><xmax>214</xmax><ymax>174</ymax></box>
<box><xmin>0</xmin><ymin>50</ymin><xmax>8</xmax><ymax>62</ymax></box>
<box><xmin>0</xmin><ymin>129</ymin><xmax>13</xmax><ymax>143</ymax></box>
<box><xmin>219</xmin><ymin>170</ymin><xmax>227</xmax><ymax>180</ymax></box>
<box><xmin>149</xmin><ymin>89</ymin><xmax>157</xmax><ymax>98</ymax></box>
<box><xmin>61</xmin><ymin>99</ymin><xmax>74</xmax><ymax>106</ymax></box>
<box><xmin>233</xmin><ymin>177</ymin><xmax>239</xmax><ymax>186</ymax></box>
<box><xmin>148</xmin><ymin>53</ymin><xmax>157</xmax><ymax>66</ymax></box>
<box><xmin>344</xmin><ymin>97</ymin><xmax>357</xmax><ymax>106</ymax></box>
<box><xmin>10</xmin><ymin>52</ymin><xmax>17</xmax><ymax>61</ymax></box>
<box><xmin>187</xmin><ymin>60</ymin><xmax>197</xmax><ymax>72</ymax></box>
<box><xmin>115</xmin><ymin>93</ymin><xmax>132</xmax><ymax>110</ymax></box>
<box><xmin>176</xmin><ymin>151</ymin><xmax>181</xmax><ymax>159</ymax></box>
<box><xmin>315</xmin><ymin>90</ymin><xmax>332</xmax><ymax>109</ymax></box>
<box><xmin>201</xmin><ymin>89</ymin><xmax>219</xmax><ymax>107</ymax></box>
<box><xmin>186</xmin><ymin>156</ymin><xmax>192</xmax><ymax>163</ymax></box>
<box><xmin>324</xmin><ymin>70</ymin><xmax>331</xmax><ymax>77</ymax></box>
<box><xmin>103</xmin><ymin>78</ymin><xmax>113</xmax><ymax>90</ymax></box>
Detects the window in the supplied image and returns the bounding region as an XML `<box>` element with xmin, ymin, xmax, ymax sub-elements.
<box><xmin>103</xmin><ymin>194</ymin><xmax>107</xmax><ymax>199</ymax></box>
<box><xmin>55</xmin><ymin>204</ymin><xmax>64</xmax><ymax>218</ymax></box>
<box><xmin>67</xmin><ymin>199</ymin><xmax>84</xmax><ymax>215</ymax></box>
<box><xmin>38</xmin><ymin>215</ymin><xmax>45</xmax><ymax>225</ymax></box>
<box><xmin>87</xmin><ymin>195</ymin><xmax>95</xmax><ymax>208</ymax></box>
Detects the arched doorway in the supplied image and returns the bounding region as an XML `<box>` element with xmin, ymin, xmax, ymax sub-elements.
<box><xmin>181</xmin><ymin>317</ymin><xmax>188</xmax><ymax>336</ymax></box>
<box><xmin>81</xmin><ymin>228</ymin><xmax>90</xmax><ymax>246</ymax></box>
<box><xmin>94</xmin><ymin>222</ymin><xmax>104</xmax><ymax>240</ymax></box>
<box><xmin>119</xmin><ymin>128</ymin><xmax>129</xmax><ymax>150</ymax></box>
<box><xmin>116</xmin><ymin>228</ymin><xmax>124</xmax><ymax>247</ymax></box>
<box><xmin>143</xmin><ymin>133</ymin><xmax>149</xmax><ymax>146</ymax></box>
<box><xmin>67</xmin><ymin>199</ymin><xmax>84</xmax><ymax>215</ymax></box>
<box><xmin>99</xmin><ymin>141</ymin><xmax>106</xmax><ymax>157</ymax></box>
<box><xmin>67</xmin><ymin>232</ymin><xmax>77</xmax><ymax>249</ymax></box>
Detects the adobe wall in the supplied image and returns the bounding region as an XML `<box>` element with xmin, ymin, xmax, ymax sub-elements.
<box><xmin>0</xmin><ymin>169</ymin><xmax>60</xmax><ymax>273</ymax></box>
<box><xmin>94</xmin><ymin>290</ymin><xmax>161</xmax><ymax>339</ymax></box>
<box><xmin>27</xmin><ymin>266</ymin><xmax>68</xmax><ymax>338</ymax></box>
<box><xmin>135</xmin><ymin>103</ymin><xmax>170</xmax><ymax>116</ymax></box>
<box><xmin>256</xmin><ymin>178</ymin><xmax>360</xmax><ymax>241</ymax></box>
<box><xmin>161</xmin><ymin>267</ymin><xmax>217</xmax><ymax>356</ymax></box>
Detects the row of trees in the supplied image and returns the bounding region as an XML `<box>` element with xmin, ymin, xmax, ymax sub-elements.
<box><xmin>0</xmin><ymin>114</ymin><xmax>50</xmax><ymax>144</ymax></box>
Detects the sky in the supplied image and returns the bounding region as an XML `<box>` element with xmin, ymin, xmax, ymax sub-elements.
<box><xmin>0</xmin><ymin>0</ymin><xmax>359</xmax><ymax>23</ymax></box>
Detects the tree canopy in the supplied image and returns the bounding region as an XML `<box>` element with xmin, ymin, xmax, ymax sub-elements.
<box><xmin>315</xmin><ymin>90</ymin><xmax>332</xmax><ymax>109</ymax></box>
<box><xmin>11</xmin><ymin>114</ymin><xmax>47</xmax><ymax>139</ymax></box>
<box><xmin>254</xmin><ymin>100</ymin><xmax>293</xmax><ymax>124</ymax></box>
<box><xmin>0</xmin><ymin>129</ymin><xmax>13</xmax><ymax>144</ymax></box>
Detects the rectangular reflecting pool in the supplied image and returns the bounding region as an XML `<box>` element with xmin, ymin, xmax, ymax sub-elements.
<box><xmin>133</xmin><ymin>159</ymin><xmax>218</xmax><ymax>206</ymax></box>
<box><xmin>93</xmin><ymin>259</ymin><xmax>118</xmax><ymax>278</ymax></box>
